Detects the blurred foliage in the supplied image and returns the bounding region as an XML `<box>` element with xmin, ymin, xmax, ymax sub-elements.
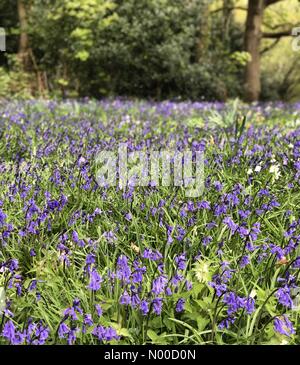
<box><xmin>0</xmin><ymin>0</ymin><xmax>299</xmax><ymax>100</ymax></box>
<box><xmin>0</xmin><ymin>55</ymin><xmax>31</xmax><ymax>98</ymax></box>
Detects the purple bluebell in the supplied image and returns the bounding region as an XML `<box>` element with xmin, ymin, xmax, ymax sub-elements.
<box><xmin>88</xmin><ymin>269</ymin><xmax>103</xmax><ymax>291</ymax></box>
<box><xmin>175</xmin><ymin>253</ymin><xmax>187</xmax><ymax>271</ymax></box>
<box><xmin>58</xmin><ymin>322</ymin><xmax>70</xmax><ymax>339</ymax></box>
<box><xmin>140</xmin><ymin>300</ymin><xmax>149</xmax><ymax>315</ymax></box>
<box><xmin>276</xmin><ymin>286</ymin><xmax>293</xmax><ymax>308</ymax></box>
<box><xmin>175</xmin><ymin>298</ymin><xmax>185</xmax><ymax>313</ymax></box>
<box><xmin>152</xmin><ymin>275</ymin><xmax>168</xmax><ymax>295</ymax></box>
<box><xmin>152</xmin><ymin>298</ymin><xmax>163</xmax><ymax>315</ymax></box>
<box><xmin>274</xmin><ymin>315</ymin><xmax>295</xmax><ymax>337</ymax></box>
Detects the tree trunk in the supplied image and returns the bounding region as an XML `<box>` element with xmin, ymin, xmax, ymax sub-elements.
<box><xmin>222</xmin><ymin>0</ymin><xmax>234</xmax><ymax>44</ymax></box>
<box><xmin>244</xmin><ymin>0</ymin><xmax>265</xmax><ymax>102</ymax></box>
<box><xmin>196</xmin><ymin>2</ymin><xmax>210</xmax><ymax>62</ymax></box>
<box><xmin>17</xmin><ymin>0</ymin><xmax>30</xmax><ymax>71</ymax></box>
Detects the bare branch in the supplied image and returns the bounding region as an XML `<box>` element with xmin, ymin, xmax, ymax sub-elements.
<box><xmin>263</xmin><ymin>22</ymin><xmax>295</xmax><ymax>30</ymax></box>
<box><xmin>260</xmin><ymin>38</ymin><xmax>280</xmax><ymax>54</ymax></box>
<box><xmin>265</xmin><ymin>0</ymin><xmax>285</xmax><ymax>7</ymax></box>
<box><xmin>262</xmin><ymin>29</ymin><xmax>295</xmax><ymax>38</ymax></box>
<box><xmin>210</xmin><ymin>6</ymin><xmax>247</xmax><ymax>14</ymax></box>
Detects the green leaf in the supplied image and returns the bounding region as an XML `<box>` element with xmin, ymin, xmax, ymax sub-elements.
<box><xmin>147</xmin><ymin>329</ymin><xmax>159</xmax><ymax>342</ymax></box>
<box><xmin>0</xmin><ymin>287</ymin><xmax>5</xmax><ymax>314</ymax></box>
<box><xmin>75</xmin><ymin>50</ymin><xmax>90</xmax><ymax>61</ymax></box>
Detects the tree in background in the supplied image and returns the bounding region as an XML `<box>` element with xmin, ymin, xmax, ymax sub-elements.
<box><xmin>0</xmin><ymin>0</ymin><xmax>299</xmax><ymax>101</ymax></box>
<box><xmin>17</xmin><ymin>0</ymin><xmax>30</xmax><ymax>71</ymax></box>
<box><xmin>27</xmin><ymin>0</ymin><xmax>244</xmax><ymax>100</ymax></box>
<box><xmin>244</xmin><ymin>0</ymin><xmax>300</xmax><ymax>101</ymax></box>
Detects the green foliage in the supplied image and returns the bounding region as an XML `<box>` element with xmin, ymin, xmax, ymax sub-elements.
<box><xmin>10</xmin><ymin>0</ymin><xmax>245</xmax><ymax>100</ymax></box>
<box><xmin>0</xmin><ymin>101</ymin><xmax>300</xmax><ymax>344</ymax></box>
<box><xmin>27</xmin><ymin>0</ymin><xmax>118</xmax><ymax>97</ymax></box>
<box><xmin>230</xmin><ymin>51</ymin><xmax>251</xmax><ymax>66</ymax></box>
<box><xmin>1</xmin><ymin>0</ymin><xmax>299</xmax><ymax>100</ymax></box>
<box><xmin>0</xmin><ymin>55</ymin><xmax>31</xmax><ymax>98</ymax></box>
<box><xmin>90</xmin><ymin>0</ymin><xmax>245</xmax><ymax>99</ymax></box>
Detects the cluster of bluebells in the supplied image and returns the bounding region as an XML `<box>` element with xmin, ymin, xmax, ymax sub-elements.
<box><xmin>57</xmin><ymin>299</ymin><xmax>118</xmax><ymax>344</ymax></box>
<box><xmin>0</xmin><ymin>100</ymin><xmax>300</xmax><ymax>344</ymax></box>
<box><xmin>219</xmin><ymin>292</ymin><xmax>255</xmax><ymax>329</ymax></box>
<box><xmin>2</xmin><ymin>318</ymin><xmax>49</xmax><ymax>345</ymax></box>
<box><xmin>116</xmin><ymin>250</ymin><xmax>189</xmax><ymax>316</ymax></box>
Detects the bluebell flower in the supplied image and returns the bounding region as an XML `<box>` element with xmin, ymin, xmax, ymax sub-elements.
<box><xmin>176</xmin><ymin>225</ymin><xmax>186</xmax><ymax>241</ymax></box>
<box><xmin>86</xmin><ymin>253</ymin><xmax>95</xmax><ymax>265</ymax></box>
<box><xmin>140</xmin><ymin>300</ymin><xmax>149</xmax><ymax>315</ymax></box>
<box><xmin>132</xmin><ymin>264</ymin><xmax>146</xmax><ymax>283</ymax></box>
<box><xmin>209</xmin><ymin>280</ymin><xmax>227</xmax><ymax>297</ymax></box>
<box><xmin>171</xmin><ymin>272</ymin><xmax>183</xmax><ymax>287</ymax></box>
<box><xmin>88</xmin><ymin>269</ymin><xmax>103</xmax><ymax>291</ymax></box>
<box><xmin>92</xmin><ymin>325</ymin><xmax>119</xmax><ymax>342</ymax></box>
<box><xmin>2</xmin><ymin>320</ymin><xmax>15</xmax><ymax>343</ymax></box>
<box><xmin>131</xmin><ymin>293</ymin><xmax>141</xmax><ymax>308</ymax></box>
<box><xmin>249</xmin><ymin>222</ymin><xmax>261</xmax><ymax>241</ymax></box>
<box><xmin>28</xmin><ymin>279</ymin><xmax>37</xmax><ymax>292</ymax></box>
<box><xmin>242</xmin><ymin>297</ymin><xmax>255</xmax><ymax>314</ymax></box>
<box><xmin>58</xmin><ymin>322</ymin><xmax>70</xmax><ymax>339</ymax></box>
<box><xmin>103</xmin><ymin>230</ymin><xmax>117</xmax><ymax>243</ymax></box>
<box><xmin>223</xmin><ymin>217</ymin><xmax>238</xmax><ymax>233</ymax></box>
<box><xmin>142</xmin><ymin>248</ymin><xmax>162</xmax><ymax>261</ymax></box>
<box><xmin>72</xmin><ymin>298</ymin><xmax>83</xmax><ymax>314</ymax></box>
<box><xmin>0</xmin><ymin>209</ymin><xmax>7</xmax><ymax>227</ymax></box>
<box><xmin>274</xmin><ymin>315</ymin><xmax>295</xmax><ymax>337</ymax></box>
<box><xmin>293</xmin><ymin>257</ymin><xmax>300</xmax><ymax>268</ymax></box>
<box><xmin>84</xmin><ymin>314</ymin><xmax>93</xmax><ymax>327</ymax></box>
<box><xmin>223</xmin><ymin>292</ymin><xmax>240</xmax><ymax>315</ymax></box>
<box><xmin>213</xmin><ymin>181</ymin><xmax>223</xmax><ymax>192</ymax></box>
<box><xmin>219</xmin><ymin>316</ymin><xmax>236</xmax><ymax>329</ymax></box>
<box><xmin>152</xmin><ymin>298</ymin><xmax>163</xmax><ymax>315</ymax></box>
<box><xmin>72</xmin><ymin>230</ymin><xmax>79</xmax><ymax>243</ymax></box>
<box><xmin>175</xmin><ymin>298</ymin><xmax>185</xmax><ymax>313</ymax></box>
<box><xmin>9</xmin><ymin>259</ymin><xmax>19</xmax><ymax>272</ymax></box>
<box><xmin>120</xmin><ymin>290</ymin><xmax>131</xmax><ymax>305</ymax></box>
<box><xmin>270</xmin><ymin>244</ymin><xmax>284</xmax><ymax>260</ymax></box>
<box><xmin>175</xmin><ymin>253</ymin><xmax>186</xmax><ymax>271</ymax></box>
<box><xmin>240</xmin><ymin>255</ymin><xmax>250</xmax><ymax>268</ymax></box>
<box><xmin>238</xmin><ymin>209</ymin><xmax>251</xmax><ymax>219</ymax></box>
<box><xmin>33</xmin><ymin>323</ymin><xmax>49</xmax><ymax>345</ymax></box>
<box><xmin>237</xmin><ymin>226</ymin><xmax>249</xmax><ymax>239</ymax></box>
<box><xmin>185</xmin><ymin>280</ymin><xmax>192</xmax><ymax>290</ymax></box>
<box><xmin>117</xmin><ymin>255</ymin><xmax>131</xmax><ymax>283</ymax></box>
<box><xmin>68</xmin><ymin>328</ymin><xmax>77</xmax><ymax>345</ymax></box>
<box><xmin>29</xmin><ymin>248</ymin><xmax>36</xmax><ymax>257</ymax></box>
<box><xmin>95</xmin><ymin>304</ymin><xmax>103</xmax><ymax>316</ymax></box>
<box><xmin>214</xmin><ymin>203</ymin><xmax>227</xmax><ymax>217</ymax></box>
<box><xmin>202</xmin><ymin>236</ymin><xmax>212</xmax><ymax>247</ymax></box>
<box><xmin>165</xmin><ymin>287</ymin><xmax>172</xmax><ymax>296</ymax></box>
<box><xmin>197</xmin><ymin>201</ymin><xmax>210</xmax><ymax>210</ymax></box>
<box><xmin>276</xmin><ymin>286</ymin><xmax>293</xmax><ymax>308</ymax></box>
<box><xmin>104</xmin><ymin>327</ymin><xmax>120</xmax><ymax>341</ymax></box>
<box><xmin>152</xmin><ymin>275</ymin><xmax>168</xmax><ymax>295</ymax></box>
<box><xmin>64</xmin><ymin>307</ymin><xmax>78</xmax><ymax>321</ymax></box>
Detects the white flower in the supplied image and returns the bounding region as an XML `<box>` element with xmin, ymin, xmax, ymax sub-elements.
<box><xmin>254</xmin><ymin>165</ymin><xmax>261</xmax><ymax>173</ymax></box>
<box><xmin>295</xmin><ymin>118</ymin><xmax>300</xmax><ymax>126</ymax></box>
<box><xmin>269</xmin><ymin>164</ymin><xmax>281</xmax><ymax>180</ymax></box>
<box><xmin>247</xmin><ymin>168</ymin><xmax>253</xmax><ymax>175</ymax></box>
<box><xmin>194</xmin><ymin>260</ymin><xmax>210</xmax><ymax>283</ymax></box>
<box><xmin>280</xmin><ymin>339</ymin><xmax>289</xmax><ymax>345</ymax></box>
<box><xmin>250</xmin><ymin>289</ymin><xmax>257</xmax><ymax>298</ymax></box>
